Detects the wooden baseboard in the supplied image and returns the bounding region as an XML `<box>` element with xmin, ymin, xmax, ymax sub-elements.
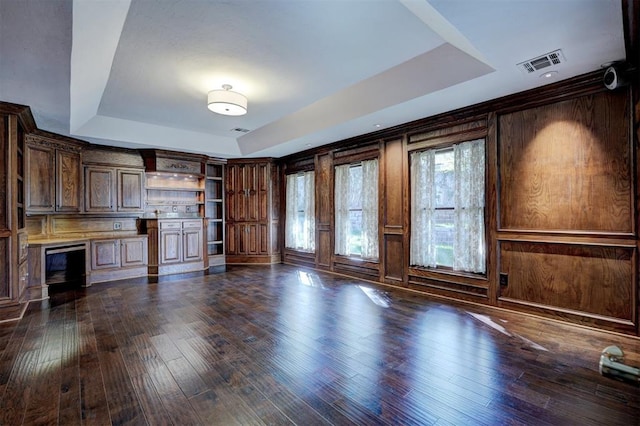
<box><xmin>225</xmin><ymin>254</ymin><xmax>280</xmax><ymax>264</ymax></box>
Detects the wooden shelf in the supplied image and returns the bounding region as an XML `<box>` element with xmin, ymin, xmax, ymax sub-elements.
<box><xmin>146</xmin><ymin>186</ymin><xmax>204</xmax><ymax>192</ymax></box>
<box><xmin>146</xmin><ymin>201</ymin><xmax>204</xmax><ymax>205</ymax></box>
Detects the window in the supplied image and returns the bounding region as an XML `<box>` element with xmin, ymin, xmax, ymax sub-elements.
<box><xmin>335</xmin><ymin>159</ymin><xmax>378</xmax><ymax>259</ymax></box>
<box><xmin>285</xmin><ymin>171</ymin><xmax>315</xmax><ymax>252</ymax></box>
<box><xmin>410</xmin><ymin>139</ymin><xmax>485</xmax><ymax>273</ymax></box>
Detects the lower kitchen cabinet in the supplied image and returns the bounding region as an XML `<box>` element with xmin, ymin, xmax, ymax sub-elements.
<box><xmin>143</xmin><ymin>218</ymin><xmax>205</xmax><ymax>275</ymax></box>
<box><xmin>89</xmin><ymin>236</ymin><xmax>148</xmax><ymax>284</ymax></box>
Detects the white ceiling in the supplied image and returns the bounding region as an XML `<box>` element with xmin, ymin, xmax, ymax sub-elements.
<box><xmin>0</xmin><ymin>0</ymin><xmax>626</xmax><ymax>159</ymax></box>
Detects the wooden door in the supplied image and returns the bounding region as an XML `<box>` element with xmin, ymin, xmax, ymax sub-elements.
<box><xmin>25</xmin><ymin>143</ymin><xmax>55</xmax><ymax>212</ymax></box>
<box><xmin>256</xmin><ymin>162</ymin><xmax>270</xmax><ymax>222</ymax></box>
<box><xmin>160</xmin><ymin>230</ymin><xmax>182</xmax><ymax>264</ymax></box>
<box><xmin>85</xmin><ymin>167</ymin><xmax>115</xmax><ymax>212</ymax></box>
<box><xmin>236</xmin><ymin>164</ymin><xmax>251</xmax><ymax>221</ymax></box>
<box><xmin>183</xmin><ymin>226</ymin><xmax>203</xmax><ymax>262</ymax></box>
<box><xmin>56</xmin><ymin>150</ymin><xmax>82</xmax><ymax>212</ymax></box>
<box><xmin>245</xmin><ymin>164</ymin><xmax>259</xmax><ymax>221</ymax></box>
<box><xmin>91</xmin><ymin>239</ymin><xmax>120</xmax><ymax>270</ymax></box>
<box><xmin>225</xmin><ymin>164</ymin><xmax>238</xmax><ymax>222</ymax></box>
<box><xmin>120</xmin><ymin>237</ymin><xmax>147</xmax><ymax>267</ymax></box>
<box><xmin>117</xmin><ymin>169</ymin><xmax>144</xmax><ymax>212</ymax></box>
<box><xmin>225</xmin><ymin>223</ymin><xmax>237</xmax><ymax>255</ymax></box>
<box><xmin>238</xmin><ymin>223</ymin><xmax>260</xmax><ymax>255</ymax></box>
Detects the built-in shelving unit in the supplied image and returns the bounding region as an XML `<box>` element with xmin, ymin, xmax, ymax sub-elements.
<box><xmin>145</xmin><ymin>172</ymin><xmax>205</xmax><ymax>216</ymax></box>
<box><xmin>205</xmin><ymin>161</ymin><xmax>225</xmax><ymax>266</ymax></box>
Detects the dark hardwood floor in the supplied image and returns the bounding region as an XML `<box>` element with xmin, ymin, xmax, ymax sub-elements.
<box><xmin>0</xmin><ymin>264</ymin><xmax>638</xmax><ymax>425</ymax></box>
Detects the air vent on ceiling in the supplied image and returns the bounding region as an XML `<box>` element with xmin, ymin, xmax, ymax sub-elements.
<box><xmin>231</xmin><ymin>127</ymin><xmax>250</xmax><ymax>133</ymax></box>
<box><xmin>517</xmin><ymin>49</ymin><xmax>565</xmax><ymax>74</ymax></box>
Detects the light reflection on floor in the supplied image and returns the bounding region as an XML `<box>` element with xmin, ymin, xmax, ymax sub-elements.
<box><xmin>468</xmin><ymin>311</ymin><xmax>548</xmax><ymax>352</ymax></box>
<box><xmin>296</xmin><ymin>270</ymin><xmax>325</xmax><ymax>289</ymax></box>
<box><xmin>406</xmin><ymin>307</ymin><xmax>500</xmax><ymax>418</ymax></box>
<box><xmin>358</xmin><ymin>285</ymin><xmax>391</xmax><ymax>308</ymax></box>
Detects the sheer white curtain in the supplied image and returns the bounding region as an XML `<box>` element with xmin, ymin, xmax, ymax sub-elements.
<box><xmin>410</xmin><ymin>150</ymin><xmax>437</xmax><ymax>268</ymax></box>
<box><xmin>285</xmin><ymin>171</ymin><xmax>315</xmax><ymax>251</ymax></box>
<box><xmin>334</xmin><ymin>164</ymin><xmax>350</xmax><ymax>256</ymax></box>
<box><xmin>454</xmin><ymin>139</ymin><xmax>485</xmax><ymax>273</ymax></box>
<box><xmin>361</xmin><ymin>159</ymin><xmax>379</xmax><ymax>259</ymax></box>
<box><xmin>334</xmin><ymin>159</ymin><xmax>379</xmax><ymax>259</ymax></box>
<box><xmin>410</xmin><ymin>139</ymin><xmax>485</xmax><ymax>273</ymax></box>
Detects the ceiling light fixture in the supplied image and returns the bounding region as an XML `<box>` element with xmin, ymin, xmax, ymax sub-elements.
<box><xmin>207</xmin><ymin>84</ymin><xmax>247</xmax><ymax>116</ymax></box>
<box><xmin>541</xmin><ymin>71</ymin><xmax>558</xmax><ymax>79</ymax></box>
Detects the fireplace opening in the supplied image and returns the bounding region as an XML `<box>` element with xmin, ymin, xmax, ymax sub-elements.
<box><xmin>45</xmin><ymin>244</ymin><xmax>86</xmax><ymax>288</ymax></box>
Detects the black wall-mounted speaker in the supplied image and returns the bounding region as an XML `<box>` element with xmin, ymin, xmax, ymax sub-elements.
<box><xmin>603</xmin><ymin>65</ymin><xmax>630</xmax><ymax>90</ymax></box>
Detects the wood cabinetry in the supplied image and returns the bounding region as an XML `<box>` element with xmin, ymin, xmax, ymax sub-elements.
<box><xmin>25</xmin><ymin>133</ymin><xmax>84</xmax><ymax>213</ymax></box>
<box><xmin>83</xmin><ymin>146</ymin><xmax>145</xmax><ymax>214</ymax></box>
<box><xmin>140</xmin><ymin>149</ymin><xmax>207</xmax><ymax>217</ymax></box>
<box><xmin>205</xmin><ymin>160</ymin><xmax>225</xmax><ymax>266</ymax></box>
<box><xmin>89</xmin><ymin>236</ymin><xmax>148</xmax><ymax>283</ymax></box>
<box><xmin>57</xmin><ymin>150</ymin><xmax>82</xmax><ymax>212</ymax></box>
<box><xmin>84</xmin><ymin>166</ymin><xmax>144</xmax><ymax>213</ymax></box>
<box><xmin>143</xmin><ymin>219</ymin><xmax>205</xmax><ymax>275</ymax></box>
<box><xmin>118</xmin><ymin>169</ymin><xmax>145</xmax><ymax>212</ymax></box>
<box><xmin>25</xmin><ymin>142</ymin><xmax>53</xmax><ymax>212</ymax></box>
<box><xmin>85</xmin><ymin>166</ymin><xmax>115</xmax><ymax>212</ymax></box>
<box><xmin>144</xmin><ymin>173</ymin><xmax>204</xmax><ymax>216</ymax></box>
<box><xmin>0</xmin><ymin>102</ymin><xmax>36</xmax><ymax>321</ymax></box>
<box><xmin>225</xmin><ymin>159</ymin><xmax>279</xmax><ymax>263</ymax></box>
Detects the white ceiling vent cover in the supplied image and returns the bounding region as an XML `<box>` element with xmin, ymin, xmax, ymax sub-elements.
<box><xmin>517</xmin><ymin>49</ymin><xmax>565</xmax><ymax>74</ymax></box>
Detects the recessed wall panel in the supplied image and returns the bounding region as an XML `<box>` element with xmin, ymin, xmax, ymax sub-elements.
<box><xmin>499</xmin><ymin>91</ymin><xmax>631</xmax><ymax>233</ymax></box>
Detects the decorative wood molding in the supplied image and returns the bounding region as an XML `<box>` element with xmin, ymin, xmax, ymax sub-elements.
<box><xmin>0</xmin><ymin>101</ymin><xmax>36</xmax><ymax>133</ymax></box>
<box><xmin>30</xmin><ymin>130</ymin><xmax>88</xmax><ymax>151</ymax></box>
<box><xmin>84</xmin><ymin>146</ymin><xmax>144</xmax><ymax>168</ymax></box>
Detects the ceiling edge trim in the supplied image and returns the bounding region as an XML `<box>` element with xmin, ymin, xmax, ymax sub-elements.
<box><xmin>72</xmin><ymin>114</ymin><xmax>242</xmax><ymax>157</ymax></box>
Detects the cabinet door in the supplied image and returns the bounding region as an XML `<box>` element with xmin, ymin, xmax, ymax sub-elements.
<box><xmin>85</xmin><ymin>167</ymin><xmax>115</xmax><ymax>212</ymax></box>
<box><xmin>225</xmin><ymin>164</ymin><xmax>239</xmax><ymax>222</ymax></box>
<box><xmin>117</xmin><ymin>169</ymin><xmax>144</xmax><ymax>212</ymax></box>
<box><xmin>235</xmin><ymin>163</ymin><xmax>253</xmax><ymax>222</ymax></box>
<box><xmin>244</xmin><ymin>164</ymin><xmax>259</xmax><ymax>221</ymax></box>
<box><xmin>238</xmin><ymin>223</ymin><xmax>260</xmax><ymax>255</ymax></box>
<box><xmin>256</xmin><ymin>162</ymin><xmax>270</xmax><ymax>222</ymax></box>
<box><xmin>225</xmin><ymin>223</ymin><xmax>237</xmax><ymax>255</ymax></box>
<box><xmin>183</xmin><ymin>227</ymin><xmax>203</xmax><ymax>262</ymax></box>
<box><xmin>25</xmin><ymin>143</ymin><xmax>55</xmax><ymax>212</ymax></box>
<box><xmin>121</xmin><ymin>237</ymin><xmax>147</xmax><ymax>267</ymax></box>
<box><xmin>160</xmin><ymin>230</ymin><xmax>182</xmax><ymax>264</ymax></box>
<box><xmin>91</xmin><ymin>239</ymin><xmax>120</xmax><ymax>270</ymax></box>
<box><xmin>56</xmin><ymin>150</ymin><xmax>82</xmax><ymax>212</ymax></box>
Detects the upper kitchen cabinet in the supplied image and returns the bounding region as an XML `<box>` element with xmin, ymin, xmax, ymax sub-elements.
<box><xmin>25</xmin><ymin>132</ymin><xmax>85</xmax><ymax>214</ymax></box>
<box><xmin>83</xmin><ymin>146</ymin><xmax>145</xmax><ymax>214</ymax></box>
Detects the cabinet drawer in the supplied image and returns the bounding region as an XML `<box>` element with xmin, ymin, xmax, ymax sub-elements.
<box><xmin>160</xmin><ymin>221</ymin><xmax>182</xmax><ymax>230</ymax></box>
<box><xmin>182</xmin><ymin>220</ymin><xmax>202</xmax><ymax>229</ymax></box>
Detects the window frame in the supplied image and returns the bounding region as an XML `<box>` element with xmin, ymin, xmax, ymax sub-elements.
<box><xmin>334</xmin><ymin>158</ymin><xmax>379</xmax><ymax>261</ymax></box>
<box><xmin>284</xmin><ymin>170</ymin><xmax>316</xmax><ymax>253</ymax></box>
<box><xmin>409</xmin><ymin>137</ymin><xmax>487</xmax><ymax>276</ymax></box>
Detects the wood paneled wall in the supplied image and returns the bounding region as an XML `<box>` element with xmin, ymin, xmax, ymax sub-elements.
<box><xmin>499</xmin><ymin>92</ymin><xmax>631</xmax><ymax>233</ymax></box>
<box><xmin>495</xmin><ymin>90</ymin><xmax>635</xmax><ymax>332</ymax></box>
<box><xmin>279</xmin><ymin>71</ymin><xmax>639</xmax><ymax>335</ymax></box>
